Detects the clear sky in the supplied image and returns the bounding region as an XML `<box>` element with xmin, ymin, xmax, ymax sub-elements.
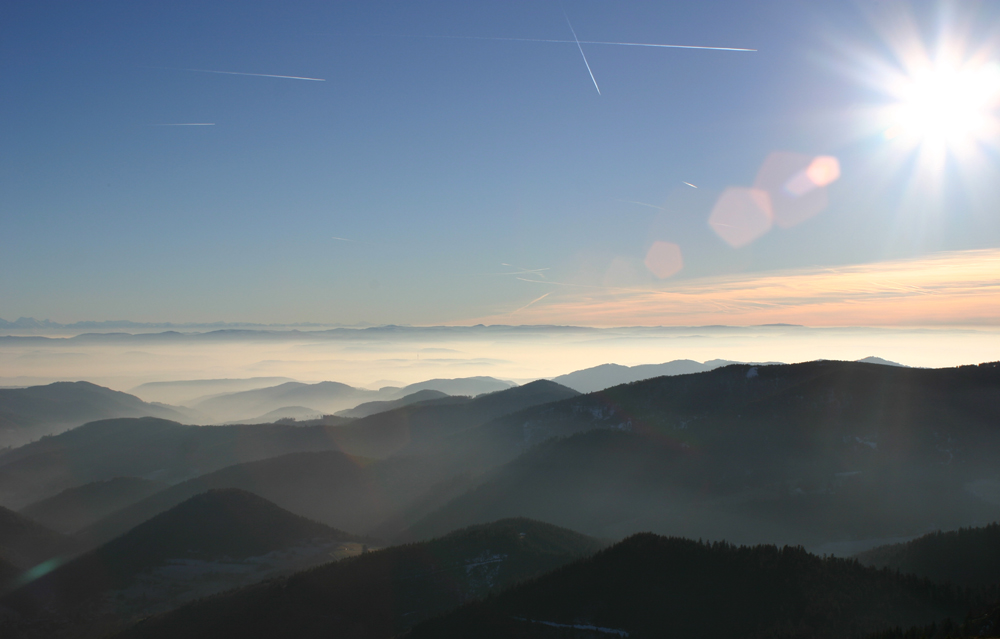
<box><xmin>3</xmin><ymin>0</ymin><xmax>1000</xmax><ymax>327</ymax></box>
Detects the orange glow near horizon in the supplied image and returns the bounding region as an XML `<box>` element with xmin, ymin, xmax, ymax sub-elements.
<box><xmin>471</xmin><ymin>248</ymin><xmax>1000</xmax><ymax>328</ymax></box>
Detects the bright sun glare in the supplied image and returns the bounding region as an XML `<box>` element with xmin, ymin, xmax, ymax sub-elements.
<box><xmin>883</xmin><ymin>60</ymin><xmax>1000</xmax><ymax>148</ymax></box>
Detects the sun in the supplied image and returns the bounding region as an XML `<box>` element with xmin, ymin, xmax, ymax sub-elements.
<box><xmin>883</xmin><ymin>60</ymin><xmax>1000</xmax><ymax>149</ymax></box>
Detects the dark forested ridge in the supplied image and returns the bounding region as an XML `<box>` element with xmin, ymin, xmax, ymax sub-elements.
<box><xmin>0</xmin><ymin>505</ymin><xmax>75</xmax><ymax>569</ymax></box>
<box><xmin>0</xmin><ymin>489</ymin><xmax>360</xmax><ymax>638</ymax></box>
<box><xmin>111</xmin><ymin>518</ymin><xmax>604</xmax><ymax>639</ymax></box>
<box><xmin>405</xmin><ymin>533</ymin><xmax>981</xmax><ymax>639</ymax></box>
<box><xmin>856</xmin><ymin>522</ymin><xmax>1000</xmax><ymax>588</ymax></box>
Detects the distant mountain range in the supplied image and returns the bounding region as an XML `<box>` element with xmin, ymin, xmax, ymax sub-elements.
<box><xmin>0</xmin><ymin>317</ymin><xmax>344</xmax><ymax>330</ymax></box>
<box><xmin>189</xmin><ymin>376</ymin><xmax>514</xmax><ymax>423</ymax></box>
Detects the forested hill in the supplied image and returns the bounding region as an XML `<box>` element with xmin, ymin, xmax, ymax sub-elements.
<box><xmin>112</xmin><ymin>518</ymin><xmax>603</xmax><ymax>639</ymax></box>
<box><xmin>405</xmin><ymin>534</ymin><xmax>980</xmax><ymax>639</ymax></box>
<box><xmin>856</xmin><ymin>522</ymin><xmax>1000</xmax><ymax>588</ymax></box>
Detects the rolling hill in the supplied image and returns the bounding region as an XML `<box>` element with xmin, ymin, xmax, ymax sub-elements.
<box><xmin>112</xmin><ymin>518</ymin><xmax>603</xmax><ymax>639</ymax></box>
<box><xmin>19</xmin><ymin>477</ymin><xmax>168</xmax><ymax>534</ymax></box>
<box><xmin>405</xmin><ymin>361</ymin><xmax>1000</xmax><ymax>547</ymax></box>
<box><xmin>0</xmin><ymin>505</ymin><xmax>74</xmax><ymax>569</ymax></box>
<box><xmin>128</xmin><ymin>378</ymin><xmax>296</xmax><ymax>407</ymax></box>
<box><xmin>323</xmin><ymin>379</ymin><xmax>579</xmax><ymax>460</ymax></box>
<box><xmin>191</xmin><ymin>376</ymin><xmax>516</xmax><ymax>423</ymax></box>
<box><xmin>1</xmin><ymin>489</ymin><xmax>360</xmax><ymax>638</ymax></box>
<box><xmin>335</xmin><ymin>389</ymin><xmax>450</xmax><ymax>418</ymax></box>
<box><xmin>405</xmin><ymin>533</ymin><xmax>978</xmax><ymax>639</ymax></box>
<box><xmin>0</xmin><ymin>382</ymin><xmax>195</xmax><ymax>449</ymax></box>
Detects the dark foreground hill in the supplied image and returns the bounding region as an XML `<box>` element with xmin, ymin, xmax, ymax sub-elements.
<box><xmin>19</xmin><ymin>477</ymin><xmax>167</xmax><ymax>534</ymax></box>
<box><xmin>0</xmin><ymin>506</ymin><xmax>74</xmax><ymax>569</ymax></box>
<box><xmin>408</xmin><ymin>361</ymin><xmax>1000</xmax><ymax>546</ymax></box>
<box><xmin>112</xmin><ymin>518</ymin><xmax>603</xmax><ymax>639</ymax></box>
<box><xmin>856</xmin><ymin>522</ymin><xmax>1000</xmax><ymax>588</ymax></box>
<box><xmin>405</xmin><ymin>534</ymin><xmax>978</xmax><ymax>639</ymax></box>
<box><xmin>1</xmin><ymin>489</ymin><xmax>359</xmax><ymax>638</ymax></box>
<box><xmin>0</xmin><ymin>382</ymin><xmax>192</xmax><ymax>449</ymax></box>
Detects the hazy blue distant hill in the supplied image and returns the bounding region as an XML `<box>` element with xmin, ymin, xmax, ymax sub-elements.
<box><xmin>192</xmin><ymin>380</ymin><xmax>369</xmax><ymax>422</ymax></box>
<box><xmin>396</xmin><ymin>376</ymin><xmax>515</xmax><ymax>396</ymax></box>
<box><xmin>19</xmin><ymin>477</ymin><xmax>168</xmax><ymax>534</ymax></box>
<box><xmin>335</xmin><ymin>389</ymin><xmax>450</xmax><ymax>418</ymax></box>
<box><xmin>855</xmin><ymin>522</ymin><xmax>1000</xmax><ymax>588</ymax></box>
<box><xmin>551</xmin><ymin>359</ymin><xmax>785</xmax><ymax>393</ymax></box>
<box><xmin>192</xmin><ymin>376</ymin><xmax>517</xmax><ymax>423</ymax></box>
<box><xmin>0</xmin><ymin>381</ymin><xmax>194</xmax><ymax>449</ymax></box>
<box><xmin>552</xmin><ymin>359</ymin><xmax>716</xmax><ymax>393</ymax></box>
<box><xmin>0</xmin><ymin>505</ymin><xmax>73</xmax><ymax>569</ymax></box>
<box><xmin>405</xmin><ymin>533</ymin><xmax>976</xmax><ymax>639</ymax></box>
<box><xmin>129</xmin><ymin>378</ymin><xmax>296</xmax><ymax>406</ymax></box>
<box><xmin>1</xmin><ymin>489</ymin><xmax>359</xmax><ymax>638</ymax></box>
<box><xmin>112</xmin><ymin>518</ymin><xmax>603</xmax><ymax>639</ymax></box>
<box><xmin>856</xmin><ymin>356</ymin><xmax>907</xmax><ymax>367</ymax></box>
<box><xmin>408</xmin><ymin>361</ymin><xmax>1000</xmax><ymax>547</ymax></box>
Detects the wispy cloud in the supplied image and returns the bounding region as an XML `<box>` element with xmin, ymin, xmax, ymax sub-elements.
<box><xmin>473</xmin><ymin>249</ymin><xmax>1000</xmax><ymax>327</ymax></box>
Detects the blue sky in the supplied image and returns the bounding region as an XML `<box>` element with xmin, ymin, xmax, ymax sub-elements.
<box><xmin>3</xmin><ymin>1</ymin><xmax>1000</xmax><ymax>326</ymax></box>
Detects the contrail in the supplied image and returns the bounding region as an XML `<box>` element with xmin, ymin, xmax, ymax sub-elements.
<box><xmin>406</xmin><ymin>34</ymin><xmax>755</xmax><ymax>52</ymax></box>
<box><xmin>151</xmin><ymin>123</ymin><xmax>215</xmax><ymax>126</ymax></box>
<box><xmin>683</xmin><ymin>182</ymin><xmax>698</xmax><ymax>189</ymax></box>
<box><xmin>152</xmin><ymin>67</ymin><xmax>325</xmax><ymax>81</ymax></box>
<box><xmin>510</xmin><ymin>292</ymin><xmax>552</xmax><ymax>315</ymax></box>
<box><xmin>331</xmin><ymin>236</ymin><xmax>355</xmax><ymax>242</ymax></box>
<box><xmin>620</xmin><ymin>200</ymin><xmax>666</xmax><ymax>211</ymax></box>
<box><xmin>564</xmin><ymin>14</ymin><xmax>600</xmax><ymax>94</ymax></box>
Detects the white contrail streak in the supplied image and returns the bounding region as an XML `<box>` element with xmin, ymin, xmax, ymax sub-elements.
<box><xmin>564</xmin><ymin>14</ymin><xmax>600</xmax><ymax>94</ymax></box>
<box><xmin>153</xmin><ymin>67</ymin><xmax>325</xmax><ymax>81</ymax></box>
<box><xmin>620</xmin><ymin>200</ymin><xmax>666</xmax><ymax>210</ymax></box>
<box><xmin>151</xmin><ymin>123</ymin><xmax>215</xmax><ymax>126</ymax></box>
<box><xmin>407</xmin><ymin>34</ymin><xmax>755</xmax><ymax>52</ymax></box>
<box><xmin>331</xmin><ymin>236</ymin><xmax>355</xmax><ymax>242</ymax></box>
<box><xmin>683</xmin><ymin>182</ymin><xmax>698</xmax><ymax>188</ymax></box>
<box><xmin>510</xmin><ymin>292</ymin><xmax>552</xmax><ymax>315</ymax></box>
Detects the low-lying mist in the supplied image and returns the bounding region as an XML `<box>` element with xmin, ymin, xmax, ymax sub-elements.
<box><xmin>1</xmin><ymin>325</ymin><xmax>998</xmax><ymax>394</ymax></box>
